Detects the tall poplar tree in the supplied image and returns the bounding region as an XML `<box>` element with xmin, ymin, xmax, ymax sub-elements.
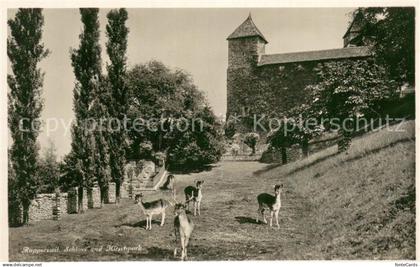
<box><xmin>70</xmin><ymin>8</ymin><xmax>102</xmax><ymax>211</ymax></box>
<box><xmin>8</xmin><ymin>8</ymin><xmax>49</xmax><ymax>224</ymax></box>
<box><xmin>106</xmin><ymin>8</ymin><xmax>129</xmax><ymax>202</ymax></box>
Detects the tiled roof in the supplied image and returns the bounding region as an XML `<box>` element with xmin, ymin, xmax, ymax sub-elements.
<box><xmin>258</xmin><ymin>46</ymin><xmax>373</xmax><ymax>66</ymax></box>
<box><xmin>227</xmin><ymin>14</ymin><xmax>268</xmax><ymax>43</ymax></box>
<box><xmin>343</xmin><ymin>11</ymin><xmax>366</xmax><ymax>38</ymax></box>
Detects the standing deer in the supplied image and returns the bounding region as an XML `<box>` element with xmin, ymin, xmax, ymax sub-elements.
<box><xmin>134</xmin><ymin>193</ymin><xmax>171</xmax><ymax>230</ymax></box>
<box><xmin>160</xmin><ymin>174</ymin><xmax>176</xmax><ymax>197</ymax></box>
<box><xmin>256</xmin><ymin>184</ymin><xmax>283</xmax><ymax>228</ymax></box>
<box><xmin>173</xmin><ymin>203</ymin><xmax>194</xmax><ymax>260</ymax></box>
<box><xmin>184</xmin><ymin>180</ymin><xmax>204</xmax><ymax>216</ymax></box>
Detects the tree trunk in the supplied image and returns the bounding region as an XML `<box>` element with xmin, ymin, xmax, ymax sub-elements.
<box><xmin>301</xmin><ymin>139</ymin><xmax>309</xmax><ymax>158</ymax></box>
<box><xmin>281</xmin><ymin>146</ymin><xmax>288</xmax><ymax>164</ymax></box>
<box><xmin>338</xmin><ymin>126</ymin><xmax>353</xmax><ymax>153</ymax></box>
<box><xmin>100</xmin><ymin>186</ymin><xmax>108</xmax><ymax>206</ymax></box>
<box><xmin>22</xmin><ymin>200</ymin><xmax>30</xmax><ymax>225</ymax></box>
<box><xmin>116</xmin><ymin>182</ymin><xmax>121</xmax><ymax>204</ymax></box>
<box><xmin>78</xmin><ymin>186</ymin><xmax>84</xmax><ymax>213</ymax></box>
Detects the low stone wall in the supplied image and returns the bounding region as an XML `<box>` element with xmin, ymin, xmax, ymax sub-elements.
<box><xmin>221</xmin><ymin>154</ymin><xmax>262</xmax><ymax>161</ymax></box>
<box><xmin>27</xmin><ymin>180</ymin><xmax>129</xmax><ymax>223</ymax></box>
<box><xmin>29</xmin><ymin>193</ymin><xmax>67</xmax><ymax>222</ymax></box>
<box><xmin>29</xmin><ymin>194</ymin><xmax>55</xmax><ymax>221</ymax></box>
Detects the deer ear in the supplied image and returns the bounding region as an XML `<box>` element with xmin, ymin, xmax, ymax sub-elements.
<box><xmin>201</xmin><ymin>180</ymin><xmax>205</xmax><ymax>184</ymax></box>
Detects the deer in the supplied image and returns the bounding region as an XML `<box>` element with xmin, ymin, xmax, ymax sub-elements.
<box><xmin>256</xmin><ymin>184</ymin><xmax>283</xmax><ymax>229</ymax></box>
<box><xmin>160</xmin><ymin>174</ymin><xmax>176</xmax><ymax>197</ymax></box>
<box><xmin>134</xmin><ymin>193</ymin><xmax>171</xmax><ymax>230</ymax></box>
<box><xmin>184</xmin><ymin>180</ymin><xmax>204</xmax><ymax>216</ymax></box>
<box><xmin>173</xmin><ymin>202</ymin><xmax>194</xmax><ymax>261</ymax></box>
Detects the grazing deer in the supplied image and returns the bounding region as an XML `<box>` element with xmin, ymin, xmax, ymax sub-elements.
<box><xmin>160</xmin><ymin>174</ymin><xmax>176</xmax><ymax>196</ymax></box>
<box><xmin>134</xmin><ymin>193</ymin><xmax>171</xmax><ymax>230</ymax></box>
<box><xmin>256</xmin><ymin>184</ymin><xmax>283</xmax><ymax>228</ymax></box>
<box><xmin>184</xmin><ymin>180</ymin><xmax>204</xmax><ymax>216</ymax></box>
<box><xmin>173</xmin><ymin>203</ymin><xmax>194</xmax><ymax>260</ymax></box>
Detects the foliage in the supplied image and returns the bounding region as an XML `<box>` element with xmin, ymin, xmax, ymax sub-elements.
<box><xmin>167</xmin><ymin>106</ymin><xmax>224</xmax><ymax>170</ymax></box>
<box><xmin>355</xmin><ymin>7</ymin><xmax>415</xmax><ymax>86</ymax></box>
<box><xmin>304</xmin><ymin>59</ymin><xmax>398</xmax><ymax>151</ymax></box>
<box><xmin>243</xmin><ymin>132</ymin><xmax>260</xmax><ymax>155</ymax></box>
<box><xmin>106</xmin><ymin>8</ymin><xmax>129</xmax><ymax>200</ymax></box>
<box><xmin>69</xmin><ymin>8</ymin><xmax>104</xmax><ymax>207</ymax></box>
<box><xmin>7</xmin><ymin>8</ymin><xmax>49</xmax><ymax>224</ymax></box>
<box><xmin>126</xmin><ymin>61</ymin><xmax>224</xmax><ymax>170</ymax></box>
<box><xmin>90</xmin><ymin>78</ymin><xmax>112</xmax><ymax>203</ymax></box>
<box><xmin>224</xmin><ymin>120</ymin><xmax>236</xmax><ymax>139</ymax></box>
<box><xmin>139</xmin><ymin>141</ymin><xmax>154</xmax><ymax>160</ymax></box>
<box><xmin>37</xmin><ymin>140</ymin><xmax>60</xmax><ymax>193</ymax></box>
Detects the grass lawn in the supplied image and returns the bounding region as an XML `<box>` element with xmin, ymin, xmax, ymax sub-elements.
<box><xmin>9</xmin><ymin>121</ymin><xmax>415</xmax><ymax>260</ymax></box>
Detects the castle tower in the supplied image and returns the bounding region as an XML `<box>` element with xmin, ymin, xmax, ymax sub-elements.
<box><xmin>226</xmin><ymin>14</ymin><xmax>267</xmax><ymax>120</ymax></box>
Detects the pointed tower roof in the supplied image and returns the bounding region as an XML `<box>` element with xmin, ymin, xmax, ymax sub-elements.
<box><xmin>227</xmin><ymin>14</ymin><xmax>268</xmax><ymax>43</ymax></box>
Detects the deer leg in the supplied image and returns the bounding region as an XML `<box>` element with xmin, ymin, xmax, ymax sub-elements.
<box><xmin>275</xmin><ymin>210</ymin><xmax>280</xmax><ymax>229</ymax></box>
<box><xmin>262</xmin><ymin>210</ymin><xmax>267</xmax><ymax>224</ymax></box>
<box><xmin>269</xmin><ymin>211</ymin><xmax>273</xmax><ymax>227</ymax></box>
<box><xmin>149</xmin><ymin>215</ymin><xmax>153</xmax><ymax>230</ymax></box>
<box><xmin>161</xmin><ymin>212</ymin><xmax>165</xmax><ymax>226</ymax></box>
<box><xmin>184</xmin><ymin>234</ymin><xmax>190</xmax><ymax>260</ymax></box>
<box><xmin>180</xmin><ymin>235</ymin><xmax>186</xmax><ymax>260</ymax></box>
<box><xmin>256</xmin><ymin>207</ymin><xmax>260</xmax><ymax>223</ymax></box>
<box><xmin>174</xmin><ymin>228</ymin><xmax>179</xmax><ymax>257</ymax></box>
<box><xmin>193</xmin><ymin>202</ymin><xmax>197</xmax><ymax>216</ymax></box>
<box><xmin>197</xmin><ymin>201</ymin><xmax>201</xmax><ymax>216</ymax></box>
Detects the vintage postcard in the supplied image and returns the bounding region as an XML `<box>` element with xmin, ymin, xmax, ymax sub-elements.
<box><xmin>2</xmin><ymin>0</ymin><xmax>417</xmax><ymax>264</ymax></box>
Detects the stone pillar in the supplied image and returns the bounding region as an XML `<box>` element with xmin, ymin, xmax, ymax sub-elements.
<box><xmin>60</xmin><ymin>193</ymin><xmax>68</xmax><ymax>215</ymax></box>
<box><xmin>107</xmin><ymin>182</ymin><xmax>116</xmax><ymax>203</ymax></box>
<box><xmin>120</xmin><ymin>181</ymin><xmax>129</xmax><ymax>198</ymax></box>
<box><xmin>53</xmin><ymin>192</ymin><xmax>61</xmax><ymax>221</ymax></box>
<box><xmin>67</xmin><ymin>187</ymin><xmax>78</xmax><ymax>214</ymax></box>
<box><xmin>82</xmin><ymin>188</ymin><xmax>88</xmax><ymax>211</ymax></box>
<box><xmin>88</xmin><ymin>185</ymin><xmax>101</xmax><ymax>208</ymax></box>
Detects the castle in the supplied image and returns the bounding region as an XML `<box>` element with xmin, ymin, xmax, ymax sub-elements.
<box><xmin>226</xmin><ymin>13</ymin><xmax>372</xmax><ymax>131</ymax></box>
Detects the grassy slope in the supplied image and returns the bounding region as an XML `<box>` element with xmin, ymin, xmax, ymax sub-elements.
<box><xmin>9</xmin><ymin>120</ymin><xmax>415</xmax><ymax>260</ymax></box>
<box><xmin>255</xmin><ymin>120</ymin><xmax>415</xmax><ymax>259</ymax></box>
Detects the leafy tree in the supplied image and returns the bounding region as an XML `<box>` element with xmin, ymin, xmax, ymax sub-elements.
<box><xmin>127</xmin><ymin>61</ymin><xmax>224</xmax><ymax>170</ymax></box>
<box><xmin>106</xmin><ymin>8</ymin><xmax>129</xmax><ymax>203</ymax></box>
<box><xmin>8</xmin><ymin>8</ymin><xmax>49</xmax><ymax>224</ymax></box>
<box><xmin>355</xmin><ymin>7</ymin><xmax>415</xmax><ymax>86</ymax></box>
<box><xmin>243</xmin><ymin>132</ymin><xmax>260</xmax><ymax>155</ymax></box>
<box><xmin>69</xmin><ymin>8</ymin><xmax>103</xmax><ymax>211</ymax></box>
<box><xmin>304</xmin><ymin>59</ymin><xmax>398</xmax><ymax>151</ymax></box>
<box><xmin>266</xmin><ymin>119</ymin><xmax>299</xmax><ymax>164</ymax></box>
<box><xmin>224</xmin><ymin>120</ymin><xmax>236</xmax><ymax>139</ymax></box>
<box><xmin>37</xmin><ymin>140</ymin><xmax>60</xmax><ymax>193</ymax></box>
<box><xmin>167</xmin><ymin>106</ymin><xmax>224</xmax><ymax>169</ymax></box>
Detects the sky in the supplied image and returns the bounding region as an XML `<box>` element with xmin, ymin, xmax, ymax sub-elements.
<box><xmin>7</xmin><ymin>8</ymin><xmax>355</xmax><ymax>157</ymax></box>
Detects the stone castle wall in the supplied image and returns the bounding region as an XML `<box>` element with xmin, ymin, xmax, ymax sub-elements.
<box><xmin>27</xmin><ymin>161</ymin><xmax>161</xmax><ymax>223</ymax></box>
<box><xmin>227</xmin><ymin>36</ymin><xmax>370</xmax><ymax>134</ymax></box>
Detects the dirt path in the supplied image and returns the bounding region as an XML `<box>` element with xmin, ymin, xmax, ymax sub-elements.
<box><xmin>10</xmin><ymin>161</ymin><xmax>321</xmax><ymax>261</ymax></box>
